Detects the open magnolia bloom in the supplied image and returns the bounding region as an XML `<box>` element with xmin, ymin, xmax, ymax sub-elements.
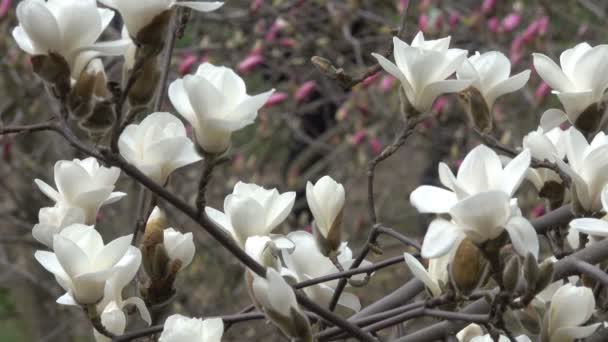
<box><xmin>306</xmin><ymin>175</ymin><xmax>345</xmax><ymax>255</ymax></box>
<box><xmin>13</xmin><ymin>0</ymin><xmax>128</xmax><ymax>78</ymax></box>
<box><xmin>34</xmin><ymin>224</ymin><xmax>134</xmax><ymax>305</ymax></box>
<box><xmin>555</xmin><ymin>128</ymin><xmax>608</xmax><ymax>212</ymax></box>
<box><xmin>251</xmin><ymin>268</ymin><xmax>311</xmax><ymax>340</ymax></box>
<box><xmin>523</xmin><ymin>127</ymin><xmax>567</xmax><ymax>192</ymax></box>
<box><xmin>93</xmin><ymin>248</ymin><xmax>150</xmax><ymax>342</ymax></box>
<box><xmin>371</xmin><ymin>31</ymin><xmax>470</xmax><ymax>113</ymax></box>
<box><xmin>32</xmin><ymin>205</ymin><xmax>85</xmax><ymax>248</ymax></box>
<box><xmin>34</xmin><ymin>158</ymin><xmax>125</xmax><ymax>224</ymax></box>
<box><xmin>569</xmin><ymin>185</ymin><xmax>608</xmax><ymax>239</ymax></box>
<box><xmin>245</xmin><ymin>235</ymin><xmax>295</xmax><ymax>270</ymax></box>
<box><xmin>281</xmin><ymin>231</ymin><xmax>368</xmax><ymax>312</ymax></box>
<box><xmin>159</xmin><ymin>314</ymin><xmax>224</xmax><ymax>342</ymax></box>
<box><xmin>99</xmin><ymin>0</ymin><xmax>223</xmax><ymax>44</ymax></box>
<box><xmin>119</xmin><ymin>112</ymin><xmax>202</xmax><ymax>185</ymax></box>
<box><xmin>403</xmin><ymin>253</ymin><xmax>449</xmax><ymax>297</ymax></box>
<box><xmin>169</xmin><ymin>63</ymin><xmax>275</xmax><ymax>154</ymax></box>
<box><xmin>205</xmin><ymin>182</ymin><xmax>295</xmax><ymax>247</ymax></box>
<box><xmin>457</xmin><ymin>51</ymin><xmax>530</xmax><ymax>109</ymax></box>
<box><xmin>469</xmin><ymin>335</ymin><xmax>531</xmax><ymax>342</ymax></box>
<box><xmin>533</xmin><ymin>43</ymin><xmax>608</xmax><ymax>132</ymax></box>
<box><xmin>456</xmin><ymin>323</ymin><xmax>484</xmax><ymax>342</ymax></box>
<box><xmin>545</xmin><ymin>283</ymin><xmax>600</xmax><ymax>342</ymax></box>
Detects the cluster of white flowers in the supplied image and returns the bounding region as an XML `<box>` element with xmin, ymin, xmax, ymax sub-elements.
<box><xmin>12</xmin><ymin>0</ymin><xmax>608</xmax><ymax>338</ymax></box>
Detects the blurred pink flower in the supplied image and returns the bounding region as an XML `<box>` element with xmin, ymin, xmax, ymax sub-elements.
<box><xmin>509</xmin><ymin>35</ymin><xmax>525</xmax><ymax>65</ymax></box>
<box><xmin>251</xmin><ymin>0</ymin><xmax>263</xmax><ymax>12</ymax></box>
<box><xmin>448</xmin><ymin>11</ymin><xmax>461</xmax><ymax>28</ymax></box>
<box><xmin>487</xmin><ymin>17</ymin><xmax>500</xmax><ymax>33</ymax></box>
<box><xmin>578</xmin><ymin>23</ymin><xmax>588</xmax><ymax>37</ymax></box>
<box><xmin>351</xmin><ymin>131</ymin><xmax>367</xmax><ymax>145</ymax></box>
<box><xmin>0</xmin><ymin>0</ymin><xmax>11</xmax><ymax>18</ymax></box>
<box><xmin>378</xmin><ymin>75</ymin><xmax>397</xmax><ymax>93</ymax></box>
<box><xmin>295</xmin><ymin>81</ymin><xmax>317</xmax><ymax>103</ymax></box>
<box><xmin>2</xmin><ymin>139</ymin><xmax>11</xmax><ymax>162</ymax></box>
<box><xmin>531</xmin><ymin>204</ymin><xmax>546</xmax><ymax>218</ymax></box>
<box><xmin>501</xmin><ymin>12</ymin><xmax>522</xmax><ymax>32</ymax></box>
<box><xmin>537</xmin><ymin>16</ymin><xmax>549</xmax><ymax>35</ymax></box>
<box><xmin>279</xmin><ymin>38</ymin><xmax>296</xmax><ymax>49</ymax></box>
<box><xmin>419</xmin><ymin>0</ymin><xmax>431</xmax><ymax>12</ymax></box>
<box><xmin>418</xmin><ymin>14</ymin><xmax>429</xmax><ymax>32</ymax></box>
<box><xmin>481</xmin><ymin>0</ymin><xmax>495</xmax><ymax>14</ymax></box>
<box><xmin>362</xmin><ymin>72</ymin><xmax>380</xmax><ymax>88</ymax></box>
<box><xmin>397</xmin><ymin>0</ymin><xmax>409</xmax><ymax>13</ymax></box>
<box><xmin>264</xmin><ymin>92</ymin><xmax>289</xmax><ymax>108</ymax></box>
<box><xmin>535</xmin><ymin>82</ymin><xmax>550</xmax><ymax>104</ymax></box>
<box><xmin>265</xmin><ymin>18</ymin><xmax>288</xmax><ymax>42</ymax></box>
<box><xmin>369</xmin><ymin>137</ymin><xmax>383</xmax><ymax>155</ymax></box>
<box><xmin>238</xmin><ymin>53</ymin><xmax>264</xmax><ymax>74</ymax></box>
<box><xmin>199</xmin><ymin>55</ymin><xmax>209</xmax><ymax>64</ymax></box>
<box><xmin>432</xmin><ymin>97</ymin><xmax>449</xmax><ymax>114</ymax></box>
<box><xmin>178</xmin><ymin>53</ymin><xmax>198</xmax><ymax>75</ymax></box>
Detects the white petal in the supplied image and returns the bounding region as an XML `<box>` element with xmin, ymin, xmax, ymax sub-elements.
<box><xmin>409</xmin><ymin>185</ymin><xmax>458</xmax><ymax>213</ymax></box>
<box><xmin>205</xmin><ymin>207</ymin><xmax>235</xmax><ymax>237</ymax></box>
<box><xmin>175</xmin><ymin>1</ymin><xmax>224</xmax><ymax>12</ymax></box>
<box><xmin>202</xmin><ymin>317</ymin><xmax>224</xmax><ymax>342</ymax></box>
<box><xmin>505</xmin><ymin>216</ymin><xmax>539</xmax><ymax>259</ymax></box>
<box><xmin>540</xmin><ymin>109</ymin><xmax>567</xmax><ymax>131</ymax></box>
<box><xmin>123</xmin><ymin>297</ymin><xmax>152</xmax><ymax>325</ymax></box>
<box><xmin>417</xmin><ymin>79</ymin><xmax>471</xmax><ymax>113</ymax></box>
<box><xmin>421</xmin><ymin>219</ymin><xmax>463</xmax><ymax>258</ymax></box>
<box><xmin>485</xmin><ymin>70</ymin><xmax>530</xmax><ymax>107</ymax></box>
<box><xmin>500</xmin><ymin>148</ymin><xmax>531</xmax><ymax>196</ymax></box>
<box><xmin>449</xmin><ymin>191</ymin><xmax>511</xmax><ymax>243</ymax></box>
<box><xmin>404</xmin><ymin>253</ymin><xmax>441</xmax><ymax>297</ymax></box>
<box><xmin>570</xmin><ymin>218</ymin><xmax>608</xmax><ymax>237</ymax></box>
<box><xmin>532</xmin><ymin>53</ymin><xmax>574</xmax><ymax>91</ymax></box>
<box><xmin>53</xmin><ymin>235</ymin><xmax>89</xmax><ymax>277</ymax></box>
<box><xmin>35</xmin><ymin>179</ymin><xmax>60</xmax><ymax>202</ymax></box>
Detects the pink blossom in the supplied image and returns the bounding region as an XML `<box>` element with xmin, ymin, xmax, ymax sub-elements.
<box><xmin>509</xmin><ymin>35</ymin><xmax>525</xmax><ymax>65</ymax></box>
<box><xmin>279</xmin><ymin>38</ymin><xmax>296</xmax><ymax>49</ymax></box>
<box><xmin>378</xmin><ymin>75</ymin><xmax>397</xmax><ymax>93</ymax></box>
<box><xmin>351</xmin><ymin>131</ymin><xmax>367</xmax><ymax>145</ymax></box>
<box><xmin>481</xmin><ymin>0</ymin><xmax>495</xmax><ymax>14</ymax></box>
<box><xmin>535</xmin><ymin>82</ymin><xmax>550</xmax><ymax>104</ymax></box>
<box><xmin>238</xmin><ymin>54</ymin><xmax>264</xmax><ymax>74</ymax></box>
<box><xmin>418</xmin><ymin>14</ymin><xmax>429</xmax><ymax>32</ymax></box>
<box><xmin>251</xmin><ymin>0</ymin><xmax>263</xmax><ymax>12</ymax></box>
<box><xmin>419</xmin><ymin>0</ymin><xmax>431</xmax><ymax>12</ymax></box>
<box><xmin>537</xmin><ymin>16</ymin><xmax>549</xmax><ymax>35</ymax></box>
<box><xmin>501</xmin><ymin>12</ymin><xmax>522</xmax><ymax>32</ymax></box>
<box><xmin>521</xmin><ymin>21</ymin><xmax>540</xmax><ymax>44</ymax></box>
<box><xmin>369</xmin><ymin>137</ymin><xmax>383</xmax><ymax>155</ymax></box>
<box><xmin>2</xmin><ymin>139</ymin><xmax>11</xmax><ymax>162</ymax></box>
<box><xmin>199</xmin><ymin>55</ymin><xmax>209</xmax><ymax>64</ymax></box>
<box><xmin>578</xmin><ymin>23</ymin><xmax>588</xmax><ymax>37</ymax></box>
<box><xmin>432</xmin><ymin>97</ymin><xmax>449</xmax><ymax>114</ymax></box>
<box><xmin>295</xmin><ymin>81</ymin><xmax>317</xmax><ymax>103</ymax></box>
<box><xmin>448</xmin><ymin>11</ymin><xmax>461</xmax><ymax>28</ymax></box>
<box><xmin>487</xmin><ymin>17</ymin><xmax>500</xmax><ymax>33</ymax></box>
<box><xmin>264</xmin><ymin>92</ymin><xmax>289</xmax><ymax>108</ymax></box>
<box><xmin>361</xmin><ymin>72</ymin><xmax>380</xmax><ymax>88</ymax></box>
<box><xmin>531</xmin><ymin>204</ymin><xmax>546</xmax><ymax>218</ymax></box>
<box><xmin>397</xmin><ymin>0</ymin><xmax>409</xmax><ymax>13</ymax></box>
<box><xmin>178</xmin><ymin>53</ymin><xmax>198</xmax><ymax>75</ymax></box>
<box><xmin>265</xmin><ymin>18</ymin><xmax>288</xmax><ymax>42</ymax></box>
<box><xmin>0</xmin><ymin>0</ymin><xmax>10</xmax><ymax>18</ymax></box>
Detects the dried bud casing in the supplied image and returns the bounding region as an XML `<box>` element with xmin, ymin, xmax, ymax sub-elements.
<box><xmin>135</xmin><ymin>10</ymin><xmax>173</xmax><ymax>56</ymax></box>
<box><xmin>313</xmin><ymin>212</ymin><xmax>342</xmax><ymax>257</ymax></box>
<box><xmin>128</xmin><ymin>56</ymin><xmax>161</xmax><ymax>106</ymax></box>
<box><xmin>31</xmin><ymin>53</ymin><xmax>71</xmax><ymax>96</ymax></box>
<box><xmin>502</xmin><ymin>256</ymin><xmax>521</xmax><ymax>293</ymax></box>
<box><xmin>79</xmin><ymin>100</ymin><xmax>115</xmax><ymax>137</ymax></box>
<box><xmin>68</xmin><ymin>59</ymin><xmax>108</xmax><ymax>119</ymax></box>
<box><xmin>459</xmin><ymin>87</ymin><xmax>492</xmax><ymax>134</ymax></box>
<box><xmin>450</xmin><ymin>238</ymin><xmax>483</xmax><ymax>295</ymax></box>
<box><xmin>539</xmin><ymin>181</ymin><xmax>565</xmax><ymax>209</ymax></box>
<box><xmin>575</xmin><ymin>102</ymin><xmax>605</xmax><ymax>136</ymax></box>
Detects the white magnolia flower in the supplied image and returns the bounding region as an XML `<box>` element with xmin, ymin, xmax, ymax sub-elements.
<box><xmin>546</xmin><ymin>284</ymin><xmax>600</xmax><ymax>342</ymax></box>
<box><xmin>13</xmin><ymin>0</ymin><xmax>128</xmax><ymax>78</ymax></box>
<box><xmin>34</xmin><ymin>224</ymin><xmax>134</xmax><ymax>304</ymax></box>
<box><xmin>119</xmin><ymin>112</ymin><xmax>202</xmax><ymax>184</ymax></box>
<box><xmin>35</xmin><ymin>158</ymin><xmax>125</xmax><ymax>224</ymax></box>
<box><xmin>533</xmin><ymin>43</ymin><xmax>608</xmax><ymax>130</ymax></box>
<box><xmin>169</xmin><ymin>63</ymin><xmax>274</xmax><ymax>153</ymax></box>
<box><xmin>456</xmin><ymin>324</ymin><xmax>484</xmax><ymax>342</ymax></box>
<box><xmin>403</xmin><ymin>253</ymin><xmax>449</xmax><ymax>297</ymax></box>
<box><xmin>244</xmin><ymin>235</ymin><xmax>295</xmax><ymax>270</ymax></box>
<box><xmin>569</xmin><ymin>185</ymin><xmax>608</xmax><ymax>238</ymax></box>
<box><xmin>205</xmin><ymin>182</ymin><xmax>295</xmax><ymax>247</ymax></box>
<box><xmin>470</xmin><ymin>334</ymin><xmax>531</xmax><ymax>342</ymax></box>
<box><xmin>99</xmin><ymin>0</ymin><xmax>224</xmax><ymax>39</ymax></box>
<box><xmin>457</xmin><ymin>51</ymin><xmax>530</xmax><ymax>108</ymax></box>
<box><xmin>523</xmin><ymin>127</ymin><xmax>567</xmax><ymax>190</ymax></box>
<box><xmin>306</xmin><ymin>176</ymin><xmax>345</xmax><ymax>250</ymax></box>
<box><xmin>556</xmin><ymin>128</ymin><xmax>608</xmax><ymax>211</ymax></box>
<box><xmin>371</xmin><ymin>31</ymin><xmax>470</xmax><ymax>113</ymax></box>
<box><xmin>281</xmin><ymin>231</ymin><xmax>367</xmax><ymax>312</ymax></box>
<box><xmin>32</xmin><ymin>205</ymin><xmax>85</xmax><ymax>248</ymax></box>
<box><xmin>94</xmin><ymin>248</ymin><xmax>150</xmax><ymax>342</ymax></box>
<box><xmin>163</xmin><ymin>228</ymin><xmax>195</xmax><ymax>270</ymax></box>
<box><xmin>159</xmin><ymin>314</ymin><xmax>224</xmax><ymax>342</ymax></box>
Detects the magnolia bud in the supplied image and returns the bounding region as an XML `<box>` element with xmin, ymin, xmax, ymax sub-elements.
<box><xmin>574</xmin><ymin>102</ymin><xmax>605</xmax><ymax>136</ymax></box>
<box><xmin>450</xmin><ymin>238</ymin><xmax>483</xmax><ymax>295</ymax></box>
<box><xmin>306</xmin><ymin>176</ymin><xmax>345</xmax><ymax>256</ymax></box>
<box><xmin>128</xmin><ymin>56</ymin><xmax>161</xmax><ymax>106</ymax></box>
<box><xmin>502</xmin><ymin>256</ymin><xmax>521</xmax><ymax>293</ymax></box>
<box><xmin>523</xmin><ymin>253</ymin><xmax>539</xmax><ymax>289</ymax></box>
<box><xmin>68</xmin><ymin>59</ymin><xmax>108</xmax><ymax>119</ymax></box>
<box><xmin>141</xmin><ymin>207</ymin><xmax>167</xmax><ymax>280</ymax></box>
<box><xmin>31</xmin><ymin>53</ymin><xmax>71</xmax><ymax>96</ymax></box>
<box><xmin>534</xmin><ymin>259</ymin><xmax>555</xmax><ymax>294</ymax></box>
<box><xmin>135</xmin><ymin>10</ymin><xmax>173</xmax><ymax>55</ymax></box>
<box><xmin>459</xmin><ymin>87</ymin><xmax>492</xmax><ymax>133</ymax></box>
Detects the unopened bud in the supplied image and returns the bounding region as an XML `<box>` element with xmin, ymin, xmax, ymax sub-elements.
<box><xmin>450</xmin><ymin>238</ymin><xmax>483</xmax><ymax>295</ymax></box>
<box><xmin>534</xmin><ymin>259</ymin><xmax>555</xmax><ymax>294</ymax></box>
<box><xmin>141</xmin><ymin>207</ymin><xmax>167</xmax><ymax>279</ymax></box>
<box><xmin>313</xmin><ymin>216</ymin><xmax>342</xmax><ymax>257</ymax></box>
<box><xmin>502</xmin><ymin>256</ymin><xmax>521</xmax><ymax>292</ymax></box>
<box><xmin>459</xmin><ymin>87</ymin><xmax>492</xmax><ymax>134</ymax></box>
<box><xmin>79</xmin><ymin>100</ymin><xmax>115</xmax><ymax>136</ymax></box>
<box><xmin>574</xmin><ymin>102</ymin><xmax>605</xmax><ymax>136</ymax></box>
<box><xmin>68</xmin><ymin>59</ymin><xmax>108</xmax><ymax>119</ymax></box>
<box><xmin>523</xmin><ymin>253</ymin><xmax>539</xmax><ymax>289</ymax></box>
<box><xmin>31</xmin><ymin>53</ymin><xmax>71</xmax><ymax>96</ymax></box>
<box><xmin>135</xmin><ymin>10</ymin><xmax>173</xmax><ymax>56</ymax></box>
<box><xmin>128</xmin><ymin>56</ymin><xmax>161</xmax><ymax>106</ymax></box>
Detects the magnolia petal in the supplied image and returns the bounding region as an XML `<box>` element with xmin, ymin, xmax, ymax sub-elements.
<box><xmin>371</xmin><ymin>52</ymin><xmax>414</xmax><ymax>97</ymax></box>
<box><xmin>123</xmin><ymin>297</ymin><xmax>152</xmax><ymax>325</ymax></box>
<box><xmin>500</xmin><ymin>148</ymin><xmax>531</xmax><ymax>196</ymax></box>
<box><xmin>168</xmin><ymin>79</ymin><xmax>198</xmax><ymax>125</ymax></box>
<box><xmin>449</xmin><ymin>191</ymin><xmax>511</xmax><ymax>243</ymax></box>
<box><xmin>532</xmin><ymin>53</ymin><xmax>575</xmax><ymax>91</ymax></box>
<box><xmin>202</xmin><ymin>317</ymin><xmax>225</xmax><ymax>341</ymax></box>
<box><xmin>175</xmin><ymin>1</ymin><xmax>224</xmax><ymax>12</ymax></box>
<box><xmin>570</xmin><ymin>218</ymin><xmax>608</xmax><ymax>237</ymax></box>
<box><xmin>16</xmin><ymin>0</ymin><xmax>61</xmax><ymax>54</ymax></box>
<box><xmin>12</xmin><ymin>26</ymin><xmax>37</xmax><ymax>55</ymax></box>
<box><xmin>53</xmin><ymin>235</ymin><xmax>89</xmax><ymax>278</ymax></box>
<box><xmin>336</xmin><ymin>290</ymin><xmax>361</xmax><ymax>312</ymax></box>
<box><xmin>421</xmin><ymin>218</ymin><xmax>463</xmax><ymax>258</ymax></box>
<box><xmin>205</xmin><ymin>207</ymin><xmax>235</xmax><ymax>237</ymax></box>
<box><xmin>550</xmin><ymin>284</ymin><xmax>595</xmax><ymax>331</ymax></box>
<box><xmin>417</xmin><ymin>79</ymin><xmax>471</xmax><ymax>113</ymax></box>
<box><xmin>485</xmin><ymin>69</ymin><xmax>530</xmax><ymax>108</ymax></box>
<box><xmin>265</xmin><ymin>191</ymin><xmax>296</xmax><ymax>232</ymax></box>
<box><xmin>505</xmin><ymin>216</ymin><xmax>539</xmax><ymax>259</ymax></box>
<box><xmin>540</xmin><ymin>109</ymin><xmax>567</xmax><ymax>131</ymax></box>
<box><xmin>551</xmin><ymin>324</ymin><xmax>601</xmax><ymax>342</ymax></box>
<box><xmin>93</xmin><ymin>235</ymin><xmax>133</xmax><ymax>272</ymax></box>
<box><xmin>404</xmin><ymin>253</ymin><xmax>441</xmax><ymax>297</ymax></box>
<box><xmin>409</xmin><ymin>185</ymin><xmax>458</xmax><ymax>213</ymax></box>
<box><xmin>34</xmin><ymin>179</ymin><xmax>60</xmax><ymax>202</ymax></box>
<box><xmin>56</xmin><ymin>292</ymin><xmax>78</xmax><ymax>306</ymax></box>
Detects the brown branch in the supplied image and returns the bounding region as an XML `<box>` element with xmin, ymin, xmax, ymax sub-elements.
<box><xmin>0</xmin><ymin>122</ymin><xmax>55</xmax><ymax>135</ymax></box>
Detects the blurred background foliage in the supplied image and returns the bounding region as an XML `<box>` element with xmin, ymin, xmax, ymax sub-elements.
<box><xmin>2</xmin><ymin>0</ymin><xmax>608</xmax><ymax>340</ymax></box>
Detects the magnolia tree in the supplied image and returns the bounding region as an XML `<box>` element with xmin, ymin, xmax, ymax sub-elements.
<box><xmin>4</xmin><ymin>0</ymin><xmax>608</xmax><ymax>341</ymax></box>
